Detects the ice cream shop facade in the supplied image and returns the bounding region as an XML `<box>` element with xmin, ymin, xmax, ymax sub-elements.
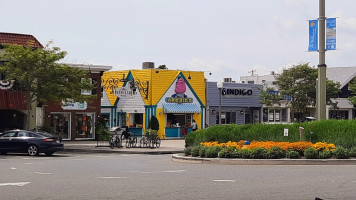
<box><xmin>101</xmin><ymin>68</ymin><xmax>206</xmax><ymax>138</ymax></box>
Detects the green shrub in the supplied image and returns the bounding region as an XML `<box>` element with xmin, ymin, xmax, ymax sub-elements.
<box><xmin>185</xmin><ymin>120</ymin><xmax>356</xmax><ymax>149</ymax></box>
<box><xmin>191</xmin><ymin>146</ymin><xmax>201</xmax><ymax>157</ymax></box>
<box><xmin>334</xmin><ymin>147</ymin><xmax>349</xmax><ymax>159</ymax></box>
<box><xmin>218</xmin><ymin>149</ymin><xmax>226</xmax><ymax>158</ymax></box>
<box><xmin>250</xmin><ymin>147</ymin><xmax>268</xmax><ymax>159</ymax></box>
<box><xmin>205</xmin><ymin>146</ymin><xmax>222</xmax><ymax>158</ymax></box>
<box><xmin>349</xmin><ymin>147</ymin><xmax>356</xmax><ymax>157</ymax></box>
<box><xmin>184</xmin><ymin>147</ymin><xmax>192</xmax><ymax>156</ymax></box>
<box><xmin>239</xmin><ymin>149</ymin><xmax>252</xmax><ymax>159</ymax></box>
<box><xmin>319</xmin><ymin>150</ymin><xmax>333</xmax><ymax>159</ymax></box>
<box><xmin>268</xmin><ymin>146</ymin><xmax>286</xmax><ymax>159</ymax></box>
<box><xmin>199</xmin><ymin>146</ymin><xmax>208</xmax><ymax>157</ymax></box>
<box><xmin>286</xmin><ymin>150</ymin><xmax>300</xmax><ymax>159</ymax></box>
<box><xmin>304</xmin><ymin>147</ymin><xmax>319</xmax><ymax>159</ymax></box>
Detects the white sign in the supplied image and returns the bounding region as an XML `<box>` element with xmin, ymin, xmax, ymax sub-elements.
<box><xmin>62</xmin><ymin>101</ymin><xmax>87</xmax><ymax>110</ymax></box>
<box><xmin>113</xmin><ymin>85</ymin><xmax>138</xmax><ymax>98</ymax></box>
<box><xmin>284</xmin><ymin>128</ymin><xmax>289</xmax><ymax>137</ymax></box>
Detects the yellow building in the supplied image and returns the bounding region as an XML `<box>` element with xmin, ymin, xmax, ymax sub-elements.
<box><xmin>101</xmin><ymin>68</ymin><xmax>206</xmax><ymax>138</ymax></box>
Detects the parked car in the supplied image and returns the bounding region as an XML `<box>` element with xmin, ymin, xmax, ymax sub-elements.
<box><xmin>0</xmin><ymin>130</ymin><xmax>64</xmax><ymax>156</ymax></box>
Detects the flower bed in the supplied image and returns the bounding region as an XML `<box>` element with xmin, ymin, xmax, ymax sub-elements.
<box><xmin>183</xmin><ymin>140</ymin><xmax>354</xmax><ymax>159</ymax></box>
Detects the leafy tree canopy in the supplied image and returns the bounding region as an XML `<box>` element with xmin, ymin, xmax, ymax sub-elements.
<box><xmin>276</xmin><ymin>63</ymin><xmax>340</xmax><ymax>118</ymax></box>
<box><xmin>0</xmin><ymin>41</ymin><xmax>95</xmax><ymax>129</ymax></box>
<box><xmin>0</xmin><ymin>41</ymin><xmax>95</xmax><ymax>105</ymax></box>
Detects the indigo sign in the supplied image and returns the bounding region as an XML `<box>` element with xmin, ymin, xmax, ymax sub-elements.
<box><xmin>222</xmin><ymin>88</ymin><xmax>253</xmax><ymax>96</ymax></box>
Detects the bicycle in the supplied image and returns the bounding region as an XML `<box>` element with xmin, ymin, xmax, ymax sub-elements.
<box><xmin>139</xmin><ymin>132</ymin><xmax>150</xmax><ymax>148</ymax></box>
<box><xmin>150</xmin><ymin>135</ymin><xmax>161</xmax><ymax>148</ymax></box>
<box><xmin>125</xmin><ymin>133</ymin><xmax>137</xmax><ymax>148</ymax></box>
<box><xmin>109</xmin><ymin>134</ymin><xmax>122</xmax><ymax>149</ymax></box>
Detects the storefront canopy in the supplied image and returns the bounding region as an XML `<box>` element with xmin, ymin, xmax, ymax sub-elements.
<box><xmin>163</xmin><ymin>103</ymin><xmax>201</xmax><ymax>113</ymax></box>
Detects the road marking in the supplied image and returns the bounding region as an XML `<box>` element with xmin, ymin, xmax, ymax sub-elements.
<box><xmin>97</xmin><ymin>177</ymin><xmax>128</xmax><ymax>179</ymax></box>
<box><xmin>0</xmin><ymin>182</ymin><xmax>31</xmax><ymax>187</ymax></box>
<box><xmin>163</xmin><ymin>170</ymin><xmax>186</xmax><ymax>173</ymax></box>
<box><xmin>34</xmin><ymin>172</ymin><xmax>52</xmax><ymax>175</ymax></box>
<box><xmin>213</xmin><ymin>180</ymin><xmax>236</xmax><ymax>182</ymax></box>
<box><xmin>10</xmin><ymin>167</ymin><xmax>17</xmax><ymax>170</ymax></box>
<box><xmin>25</xmin><ymin>163</ymin><xmax>33</xmax><ymax>165</ymax></box>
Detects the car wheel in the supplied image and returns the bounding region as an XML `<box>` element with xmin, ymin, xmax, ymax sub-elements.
<box><xmin>28</xmin><ymin>145</ymin><xmax>39</xmax><ymax>156</ymax></box>
<box><xmin>45</xmin><ymin>151</ymin><xmax>55</xmax><ymax>156</ymax></box>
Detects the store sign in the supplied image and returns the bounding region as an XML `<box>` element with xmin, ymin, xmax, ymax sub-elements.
<box><xmin>113</xmin><ymin>86</ymin><xmax>137</xmax><ymax>98</ymax></box>
<box><xmin>165</xmin><ymin>75</ymin><xmax>193</xmax><ymax>103</ymax></box>
<box><xmin>222</xmin><ymin>88</ymin><xmax>253</xmax><ymax>96</ymax></box>
<box><xmin>165</xmin><ymin>97</ymin><xmax>193</xmax><ymax>103</ymax></box>
<box><xmin>62</xmin><ymin>101</ymin><xmax>87</xmax><ymax>110</ymax></box>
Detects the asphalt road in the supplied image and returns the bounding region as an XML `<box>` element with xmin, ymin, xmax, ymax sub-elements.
<box><xmin>0</xmin><ymin>152</ymin><xmax>355</xmax><ymax>200</ymax></box>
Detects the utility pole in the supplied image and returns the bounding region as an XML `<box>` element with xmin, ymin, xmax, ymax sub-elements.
<box><xmin>317</xmin><ymin>0</ymin><xmax>326</xmax><ymax>120</ymax></box>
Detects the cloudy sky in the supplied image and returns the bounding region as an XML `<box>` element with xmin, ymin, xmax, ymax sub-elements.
<box><xmin>2</xmin><ymin>0</ymin><xmax>356</xmax><ymax>81</ymax></box>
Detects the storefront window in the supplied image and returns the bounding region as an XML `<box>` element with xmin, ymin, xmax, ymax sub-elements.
<box><xmin>75</xmin><ymin>113</ymin><xmax>95</xmax><ymax>139</ymax></box>
<box><xmin>329</xmin><ymin>110</ymin><xmax>349</xmax><ymax>119</ymax></box>
<box><xmin>263</xmin><ymin>108</ymin><xmax>268</xmax><ymax>122</ymax></box>
<box><xmin>281</xmin><ymin>108</ymin><xmax>287</xmax><ymax>122</ymax></box>
<box><xmin>264</xmin><ymin>108</ymin><xmax>287</xmax><ymax>123</ymax></box>
<box><xmin>215</xmin><ymin>111</ymin><xmax>236</xmax><ymax>124</ymax></box>
<box><xmin>130</xmin><ymin>113</ymin><xmax>143</xmax><ymax>127</ymax></box>
<box><xmin>167</xmin><ymin>113</ymin><xmax>192</xmax><ymax>127</ymax></box>
<box><xmin>50</xmin><ymin>113</ymin><xmax>70</xmax><ymax>140</ymax></box>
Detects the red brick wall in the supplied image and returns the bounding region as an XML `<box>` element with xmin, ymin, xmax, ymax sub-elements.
<box><xmin>0</xmin><ymin>90</ymin><xmax>27</xmax><ymax>110</ymax></box>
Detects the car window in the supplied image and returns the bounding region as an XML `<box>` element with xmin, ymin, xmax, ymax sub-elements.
<box><xmin>17</xmin><ymin>132</ymin><xmax>29</xmax><ymax>137</ymax></box>
<box><xmin>1</xmin><ymin>132</ymin><xmax>16</xmax><ymax>137</ymax></box>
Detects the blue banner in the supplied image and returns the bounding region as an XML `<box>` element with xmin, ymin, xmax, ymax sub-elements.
<box><xmin>308</xmin><ymin>20</ymin><xmax>318</xmax><ymax>52</ymax></box>
<box><xmin>326</xmin><ymin>18</ymin><xmax>336</xmax><ymax>50</ymax></box>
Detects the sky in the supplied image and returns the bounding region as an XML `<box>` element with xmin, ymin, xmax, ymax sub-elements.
<box><xmin>2</xmin><ymin>0</ymin><xmax>356</xmax><ymax>82</ymax></box>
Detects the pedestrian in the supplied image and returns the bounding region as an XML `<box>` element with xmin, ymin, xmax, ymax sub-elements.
<box><xmin>192</xmin><ymin>119</ymin><xmax>198</xmax><ymax>131</ymax></box>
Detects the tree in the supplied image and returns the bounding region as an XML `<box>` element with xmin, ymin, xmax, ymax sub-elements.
<box><xmin>148</xmin><ymin>115</ymin><xmax>159</xmax><ymax>131</ymax></box>
<box><xmin>259</xmin><ymin>87</ymin><xmax>284</xmax><ymax>109</ymax></box>
<box><xmin>348</xmin><ymin>78</ymin><xmax>356</xmax><ymax>105</ymax></box>
<box><xmin>0</xmin><ymin>42</ymin><xmax>95</xmax><ymax>129</ymax></box>
<box><xmin>276</xmin><ymin>63</ymin><xmax>340</xmax><ymax>122</ymax></box>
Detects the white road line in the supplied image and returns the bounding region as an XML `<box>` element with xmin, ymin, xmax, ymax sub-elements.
<box><xmin>213</xmin><ymin>180</ymin><xmax>236</xmax><ymax>182</ymax></box>
<box><xmin>34</xmin><ymin>172</ymin><xmax>52</xmax><ymax>175</ymax></box>
<box><xmin>163</xmin><ymin>170</ymin><xmax>186</xmax><ymax>173</ymax></box>
<box><xmin>97</xmin><ymin>177</ymin><xmax>128</xmax><ymax>179</ymax></box>
<box><xmin>0</xmin><ymin>182</ymin><xmax>31</xmax><ymax>187</ymax></box>
<box><xmin>25</xmin><ymin>163</ymin><xmax>33</xmax><ymax>165</ymax></box>
<box><xmin>10</xmin><ymin>167</ymin><xmax>17</xmax><ymax>170</ymax></box>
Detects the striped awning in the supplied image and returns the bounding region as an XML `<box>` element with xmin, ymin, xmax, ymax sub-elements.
<box><xmin>163</xmin><ymin>103</ymin><xmax>201</xmax><ymax>113</ymax></box>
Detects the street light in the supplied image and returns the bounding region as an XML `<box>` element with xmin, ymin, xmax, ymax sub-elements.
<box><xmin>217</xmin><ymin>81</ymin><xmax>223</xmax><ymax>125</ymax></box>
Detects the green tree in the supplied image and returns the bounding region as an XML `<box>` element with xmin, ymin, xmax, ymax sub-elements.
<box><xmin>259</xmin><ymin>87</ymin><xmax>284</xmax><ymax>109</ymax></box>
<box><xmin>0</xmin><ymin>42</ymin><xmax>95</xmax><ymax>129</ymax></box>
<box><xmin>348</xmin><ymin>78</ymin><xmax>356</xmax><ymax>105</ymax></box>
<box><xmin>148</xmin><ymin>115</ymin><xmax>159</xmax><ymax>131</ymax></box>
<box><xmin>276</xmin><ymin>63</ymin><xmax>340</xmax><ymax>122</ymax></box>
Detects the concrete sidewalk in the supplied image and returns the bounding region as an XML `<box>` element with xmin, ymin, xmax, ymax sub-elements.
<box><xmin>63</xmin><ymin>139</ymin><xmax>185</xmax><ymax>154</ymax></box>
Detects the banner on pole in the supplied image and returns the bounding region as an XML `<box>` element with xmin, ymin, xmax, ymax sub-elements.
<box><xmin>308</xmin><ymin>20</ymin><xmax>318</xmax><ymax>52</ymax></box>
<box><xmin>326</xmin><ymin>18</ymin><xmax>336</xmax><ymax>50</ymax></box>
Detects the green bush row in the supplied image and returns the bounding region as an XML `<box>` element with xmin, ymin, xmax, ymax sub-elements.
<box><xmin>184</xmin><ymin>146</ymin><xmax>356</xmax><ymax>159</ymax></box>
<box><xmin>185</xmin><ymin>120</ymin><xmax>356</xmax><ymax>148</ymax></box>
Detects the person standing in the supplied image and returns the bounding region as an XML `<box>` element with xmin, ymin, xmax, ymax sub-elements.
<box><xmin>192</xmin><ymin>119</ymin><xmax>198</xmax><ymax>131</ymax></box>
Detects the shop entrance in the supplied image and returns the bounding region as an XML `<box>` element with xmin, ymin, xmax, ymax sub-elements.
<box><xmin>0</xmin><ymin>109</ymin><xmax>25</xmax><ymax>131</ymax></box>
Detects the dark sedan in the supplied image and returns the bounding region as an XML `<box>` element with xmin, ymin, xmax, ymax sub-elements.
<box><xmin>0</xmin><ymin>130</ymin><xmax>64</xmax><ymax>156</ymax></box>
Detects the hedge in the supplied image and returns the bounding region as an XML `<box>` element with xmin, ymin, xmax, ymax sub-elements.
<box><xmin>185</xmin><ymin>119</ymin><xmax>356</xmax><ymax>148</ymax></box>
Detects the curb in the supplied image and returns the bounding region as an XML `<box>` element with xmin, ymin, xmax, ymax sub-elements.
<box><xmin>62</xmin><ymin>147</ymin><xmax>184</xmax><ymax>155</ymax></box>
<box><xmin>171</xmin><ymin>154</ymin><xmax>356</xmax><ymax>165</ymax></box>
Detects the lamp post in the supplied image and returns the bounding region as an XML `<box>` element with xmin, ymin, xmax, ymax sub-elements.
<box><xmin>217</xmin><ymin>81</ymin><xmax>223</xmax><ymax>125</ymax></box>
